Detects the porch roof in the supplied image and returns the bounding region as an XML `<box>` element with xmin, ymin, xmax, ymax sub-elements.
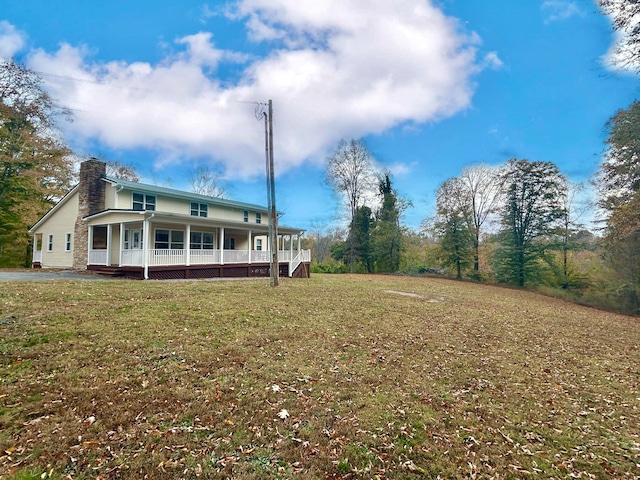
<box><xmin>83</xmin><ymin>209</ymin><xmax>304</xmax><ymax>236</ymax></box>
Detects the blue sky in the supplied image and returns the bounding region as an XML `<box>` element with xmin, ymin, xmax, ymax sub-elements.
<box><xmin>1</xmin><ymin>0</ymin><xmax>638</xmax><ymax>231</ymax></box>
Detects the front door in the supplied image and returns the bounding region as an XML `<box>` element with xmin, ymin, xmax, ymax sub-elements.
<box><xmin>131</xmin><ymin>229</ymin><xmax>142</xmax><ymax>249</ymax></box>
<box><xmin>122</xmin><ymin>228</ymin><xmax>144</xmax><ymax>266</ymax></box>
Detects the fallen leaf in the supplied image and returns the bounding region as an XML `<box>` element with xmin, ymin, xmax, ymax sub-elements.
<box><xmin>277</xmin><ymin>409</ymin><xmax>290</xmax><ymax>420</ymax></box>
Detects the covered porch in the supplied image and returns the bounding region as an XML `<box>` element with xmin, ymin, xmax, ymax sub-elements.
<box><xmin>84</xmin><ymin>211</ymin><xmax>310</xmax><ymax>280</ymax></box>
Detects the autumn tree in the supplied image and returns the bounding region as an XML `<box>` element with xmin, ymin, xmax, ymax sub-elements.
<box><xmin>493</xmin><ymin>159</ymin><xmax>566</xmax><ymax>287</ymax></box>
<box><xmin>430</xmin><ymin>177</ymin><xmax>474</xmax><ymax>279</ymax></box>
<box><xmin>326</xmin><ymin>139</ymin><xmax>376</xmax><ymax>272</ymax></box>
<box><xmin>0</xmin><ymin>61</ymin><xmax>74</xmax><ymax>267</ymax></box>
<box><xmin>595</xmin><ymin>100</ymin><xmax>640</xmax><ymax>311</ymax></box>
<box><xmin>596</xmin><ymin>100</ymin><xmax>640</xmax><ymax>238</ymax></box>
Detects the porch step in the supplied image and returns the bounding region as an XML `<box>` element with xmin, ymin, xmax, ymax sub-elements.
<box><xmin>93</xmin><ymin>267</ymin><xmax>126</xmax><ymax>277</ymax></box>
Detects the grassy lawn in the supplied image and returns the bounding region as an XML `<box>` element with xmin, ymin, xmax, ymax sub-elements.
<box><xmin>0</xmin><ymin>274</ymin><xmax>639</xmax><ymax>479</ymax></box>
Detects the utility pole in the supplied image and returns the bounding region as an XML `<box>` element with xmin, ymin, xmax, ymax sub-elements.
<box><xmin>256</xmin><ymin>100</ymin><xmax>278</xmax><ymax>287</ymax></box>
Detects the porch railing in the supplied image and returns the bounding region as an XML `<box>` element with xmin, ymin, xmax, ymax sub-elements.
<box><xmin>89</xmin><ymin>248</ymin><xmax>311</xmax><ymax>268</ymax></box>
<box><xmin>289</xmin><ymin>250</ymin><xmax>311</xmax><ymax>276</ymax></box>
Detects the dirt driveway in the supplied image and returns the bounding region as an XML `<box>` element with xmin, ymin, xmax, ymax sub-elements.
<box><xmin>0</xmin><ymin>270</ymin><xmax>109</xmax><ymax>282</ymax></box>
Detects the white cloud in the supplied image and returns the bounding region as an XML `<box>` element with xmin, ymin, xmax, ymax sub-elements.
<box><xmin>387</xmin><ymin>162</ymin><xmax>413</xmax><ymax>177</ymax></box>
<box><xmin>5</xmin><ymin>0</ymin><xmax>488</xmax><ymax>179</ymax></box>
<box><xmin>542</xmin><ymin>1</ymin><xmax>583</xmax><ymax>24</ymax></box>
<box><xmin>0</xmin><ymin>21</ymin><xmax>26</xmax><ymax>60</ymax></box>
<box><xmin>481</xmin><ymin>51</ymin><xmax>503</xmax><ymax>70</ymax></box>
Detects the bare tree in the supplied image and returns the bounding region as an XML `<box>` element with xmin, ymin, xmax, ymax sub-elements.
<box><xmin>598</xmin><ymin>0</ymin><xmax>640</xmax><ymax>73</ymax></box>
<box><xmin>105</xmin><ymin>160</ymin><xmax>139</xmax><ymax>182</ymax></box>
<box><xmin>459</xmin><ymin>164</ymin><xmax>503</xmax><ymax>271</ymax></box>
<box><xmin>325</xmin><ymin>139</ymin><xmax>376</xmax><ymax>272</ymax></box>
<box><xmin>189</xmin><ymin>165</ymin><xmax>227</xmax><ymax>198</ymax></box>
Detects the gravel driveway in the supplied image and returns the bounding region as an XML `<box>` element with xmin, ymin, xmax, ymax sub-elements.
<box><xmin>0</xmin><ymin>270</ymin><xmax>109</xmax><ymax>282</ymax></box>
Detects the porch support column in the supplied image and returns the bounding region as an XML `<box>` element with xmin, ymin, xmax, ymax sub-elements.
<box><xmin>106</xmin><ymin>224</ymin><xmax>112</xmax><ymax>266</ymax></box>
<box><xmin>247</xmin><ymin>230</ymin><xmax>252</xmax><ymax>264</ymax></box>
<box><xmin>186</xmin><ymin>224</ymin><xmax>191</xmax><ymax>266</ymax></box>
<box><xmin>297</xmin><ymin>234</ymin><xmax>301</xmax><ymax>252</ymax></box>
<box><xmin>290</xmin><ymin>234</ymin><xmax>293</xmax><ymax>259</ymax></box>
<box><xmin>220</xmin><ymin>227</ymin><xmax>225</xmax><ymax>265</ymax></box>
<box><xmin>119</xmin><ymin>223</ymin><xmax>124</xmax><ymax>266</ymax></box>
<box><xmin>143</xmin><ymin>217</ymin><xmax>150</xmax><ymax>280</ymax></box>
<box><xmin>87</xmin><ymin>226</ymin><xmax>93</xmax><ymax>265</ymax></box>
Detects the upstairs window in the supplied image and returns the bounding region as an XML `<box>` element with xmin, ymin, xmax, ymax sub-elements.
<box><xmin>65</xmin><ymin>233</ymin><xmax>72</xmax><ymax>252</ymax></box>
<box><xmin>191</xmin><ymin>202</ymin><xmax>208</xmax><ymax>217</ymax></box>
<box><xmin>255</xmin><ymin>212</ymin><xmax>262</xmax><ymax>224</ymax></box>
<box><xmin>256</xmin><ymin>238</ymin><xmax>263</xmax><ymax>251</ymax></box>
<box><xmin>47</xmin><ymin>234</ymin><xmax>53</xmax><ymax>251</ymax></box>
<box><xmin>243</xmin><ymin>210</ymin><xmax>249</xmax><ymax>222</ymax></box>
<box><xmin>133</xmin><ymin>193</ymin><xmax>156</xmax><ymax>211</ymax></box>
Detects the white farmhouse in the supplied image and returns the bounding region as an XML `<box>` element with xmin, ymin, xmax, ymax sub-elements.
<box><xmin>29</xmin><ymin>159</ymin><xmax>310</xmax><ymax>279</ymax></box>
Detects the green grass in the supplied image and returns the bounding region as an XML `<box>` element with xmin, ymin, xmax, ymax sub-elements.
<box><xmin>0</xmin><ymin>274</ymin><xmax>638</xmax><ymax>479</ymax></box>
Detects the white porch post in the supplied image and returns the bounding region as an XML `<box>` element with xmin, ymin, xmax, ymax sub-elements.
<box><xmin>106</xmin><ymin>224</ymin><xmax>112</xmax><ymax>266</ymax></box>
<box><xmin>32</xmin><ymin>234</ymin><xmax>37</xmax><ymax>262</ymax></box>
<box><xmin>119</xmin><ymin>223</ymin><xmax>124</xmax><ymax>266</ymax></box>
<box><xmin>186</xmin><ymin>224</ymin><xmax>191</xmax><ymax>266</ymax></box>
<box><xmin>297</xmin><ymin>234</ymin><xmax>301</xmax><ymax>251</ymax></box>
<box><xmin>290</xmin><ymin>234</ymin><xmax>293</xmax><ymax>258</ymax></box>
<box><xmin>247</xmin><ymin>230</ymin><xmax>252</xmax><ymax>264</ymax></box>
<box><xmin>220</xmin><ymin>227</ymin><xmax>225</xmax><ymax>265</ymax></box>
<box><xmin>143</xmin><ymin>217</ymin><xmax>150</xmax><ymax>280</ymax></box>
<box><xmin>87</xmin><ymin>226</ymin><xmax>93</xmax><ymax>265</ymax></box>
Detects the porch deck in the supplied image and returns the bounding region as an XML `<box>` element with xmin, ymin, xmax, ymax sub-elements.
<box><xmin>87</xmin><ymin>248</ymin><xmax>311</xmax><ymax>280</ymax></box>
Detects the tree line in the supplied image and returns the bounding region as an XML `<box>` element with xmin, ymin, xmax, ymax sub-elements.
<box><xmin>316</xmin><ymin>97</ymin><xmax>640</xmax><ymax>314</ymax></box>
<box><xmin>311</xmin><ymin>2</ymin><xmax>640</xmax><ymax>314</ymax></box>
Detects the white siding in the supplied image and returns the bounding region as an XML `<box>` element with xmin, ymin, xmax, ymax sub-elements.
<box><xmin>33</xmin><ymin>191</ymin><xmax>79</xmax><ymax>268</ymax></box>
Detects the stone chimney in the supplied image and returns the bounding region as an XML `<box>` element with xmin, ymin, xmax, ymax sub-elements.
<box><xmin>73</xmin><ymin>159</ymin><xmax>106</xmax><ymax>268</ymax></box>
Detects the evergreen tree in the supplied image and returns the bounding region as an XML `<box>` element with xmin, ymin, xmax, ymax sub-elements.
<box><xmin>372</xmin><ymin>174</ymin><xmax>403</xmax><ymax>272</ymax></box>
<box><xmin>351</xmin><ymin>206</ymin><xmax>374</xmax><ymax>273</ymax></box>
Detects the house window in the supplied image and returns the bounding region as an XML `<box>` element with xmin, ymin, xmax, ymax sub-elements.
<box><xmin>47</xmin><ymin>234</ymin><xmax>53</xmax><ymax>251</ymax></box>
<box><xmin>243</xmin><ymin>210</ymin><xmax>249</xmax><ymax>222</ymax></box>
<box><xmin>256</xmin><ymin>238</ymin><xmax>262</xmax><ymax>251</ymax></box>
<box><xmin>155</xmin><ymin>229</ymin><xmax>184</xmax><ymax>249</ymax></box>
<box><xmin>256</xmin><ymin>212</ymin><xmax>262</xmax><ymax>224</ymax></box>
<box><xmin>65</xmin><ymin>233</ymin><xmax>72</xmax><ymax>252</ymax></box>
<box><xmin>191</xmin><ymin>202</ymin><xmax>208</xmax><ymax>217</ymax></box>
<box><xmin>224</xmin><ymin>237</ymin><xmax>236</xmax><ymax>250</ymax></box>
<box><xmin>92</xmin><ymin>226</ymin><xmax>108</xmax><ymax>249</ymax></box>
<box><xmin>190</xmin><ymin>231</ymin><xmax>214</xmax><ymax>250</ymax></box>
<box><xmin>133</xmin><ymin>193</ymin><xmax>156</xmax><ymax>211</ymax></box>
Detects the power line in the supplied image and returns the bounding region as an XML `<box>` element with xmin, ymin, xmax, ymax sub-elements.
<box><xmin>35</xmin><ymin>70</ymin><xmax>152</xmax><ymax>92</ymax></box>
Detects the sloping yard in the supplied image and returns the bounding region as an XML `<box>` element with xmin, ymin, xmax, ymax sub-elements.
<box><xmin>1</xmin><ymin>274</ymin><xmax>639</xmax><ymax>479</ymax></box>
